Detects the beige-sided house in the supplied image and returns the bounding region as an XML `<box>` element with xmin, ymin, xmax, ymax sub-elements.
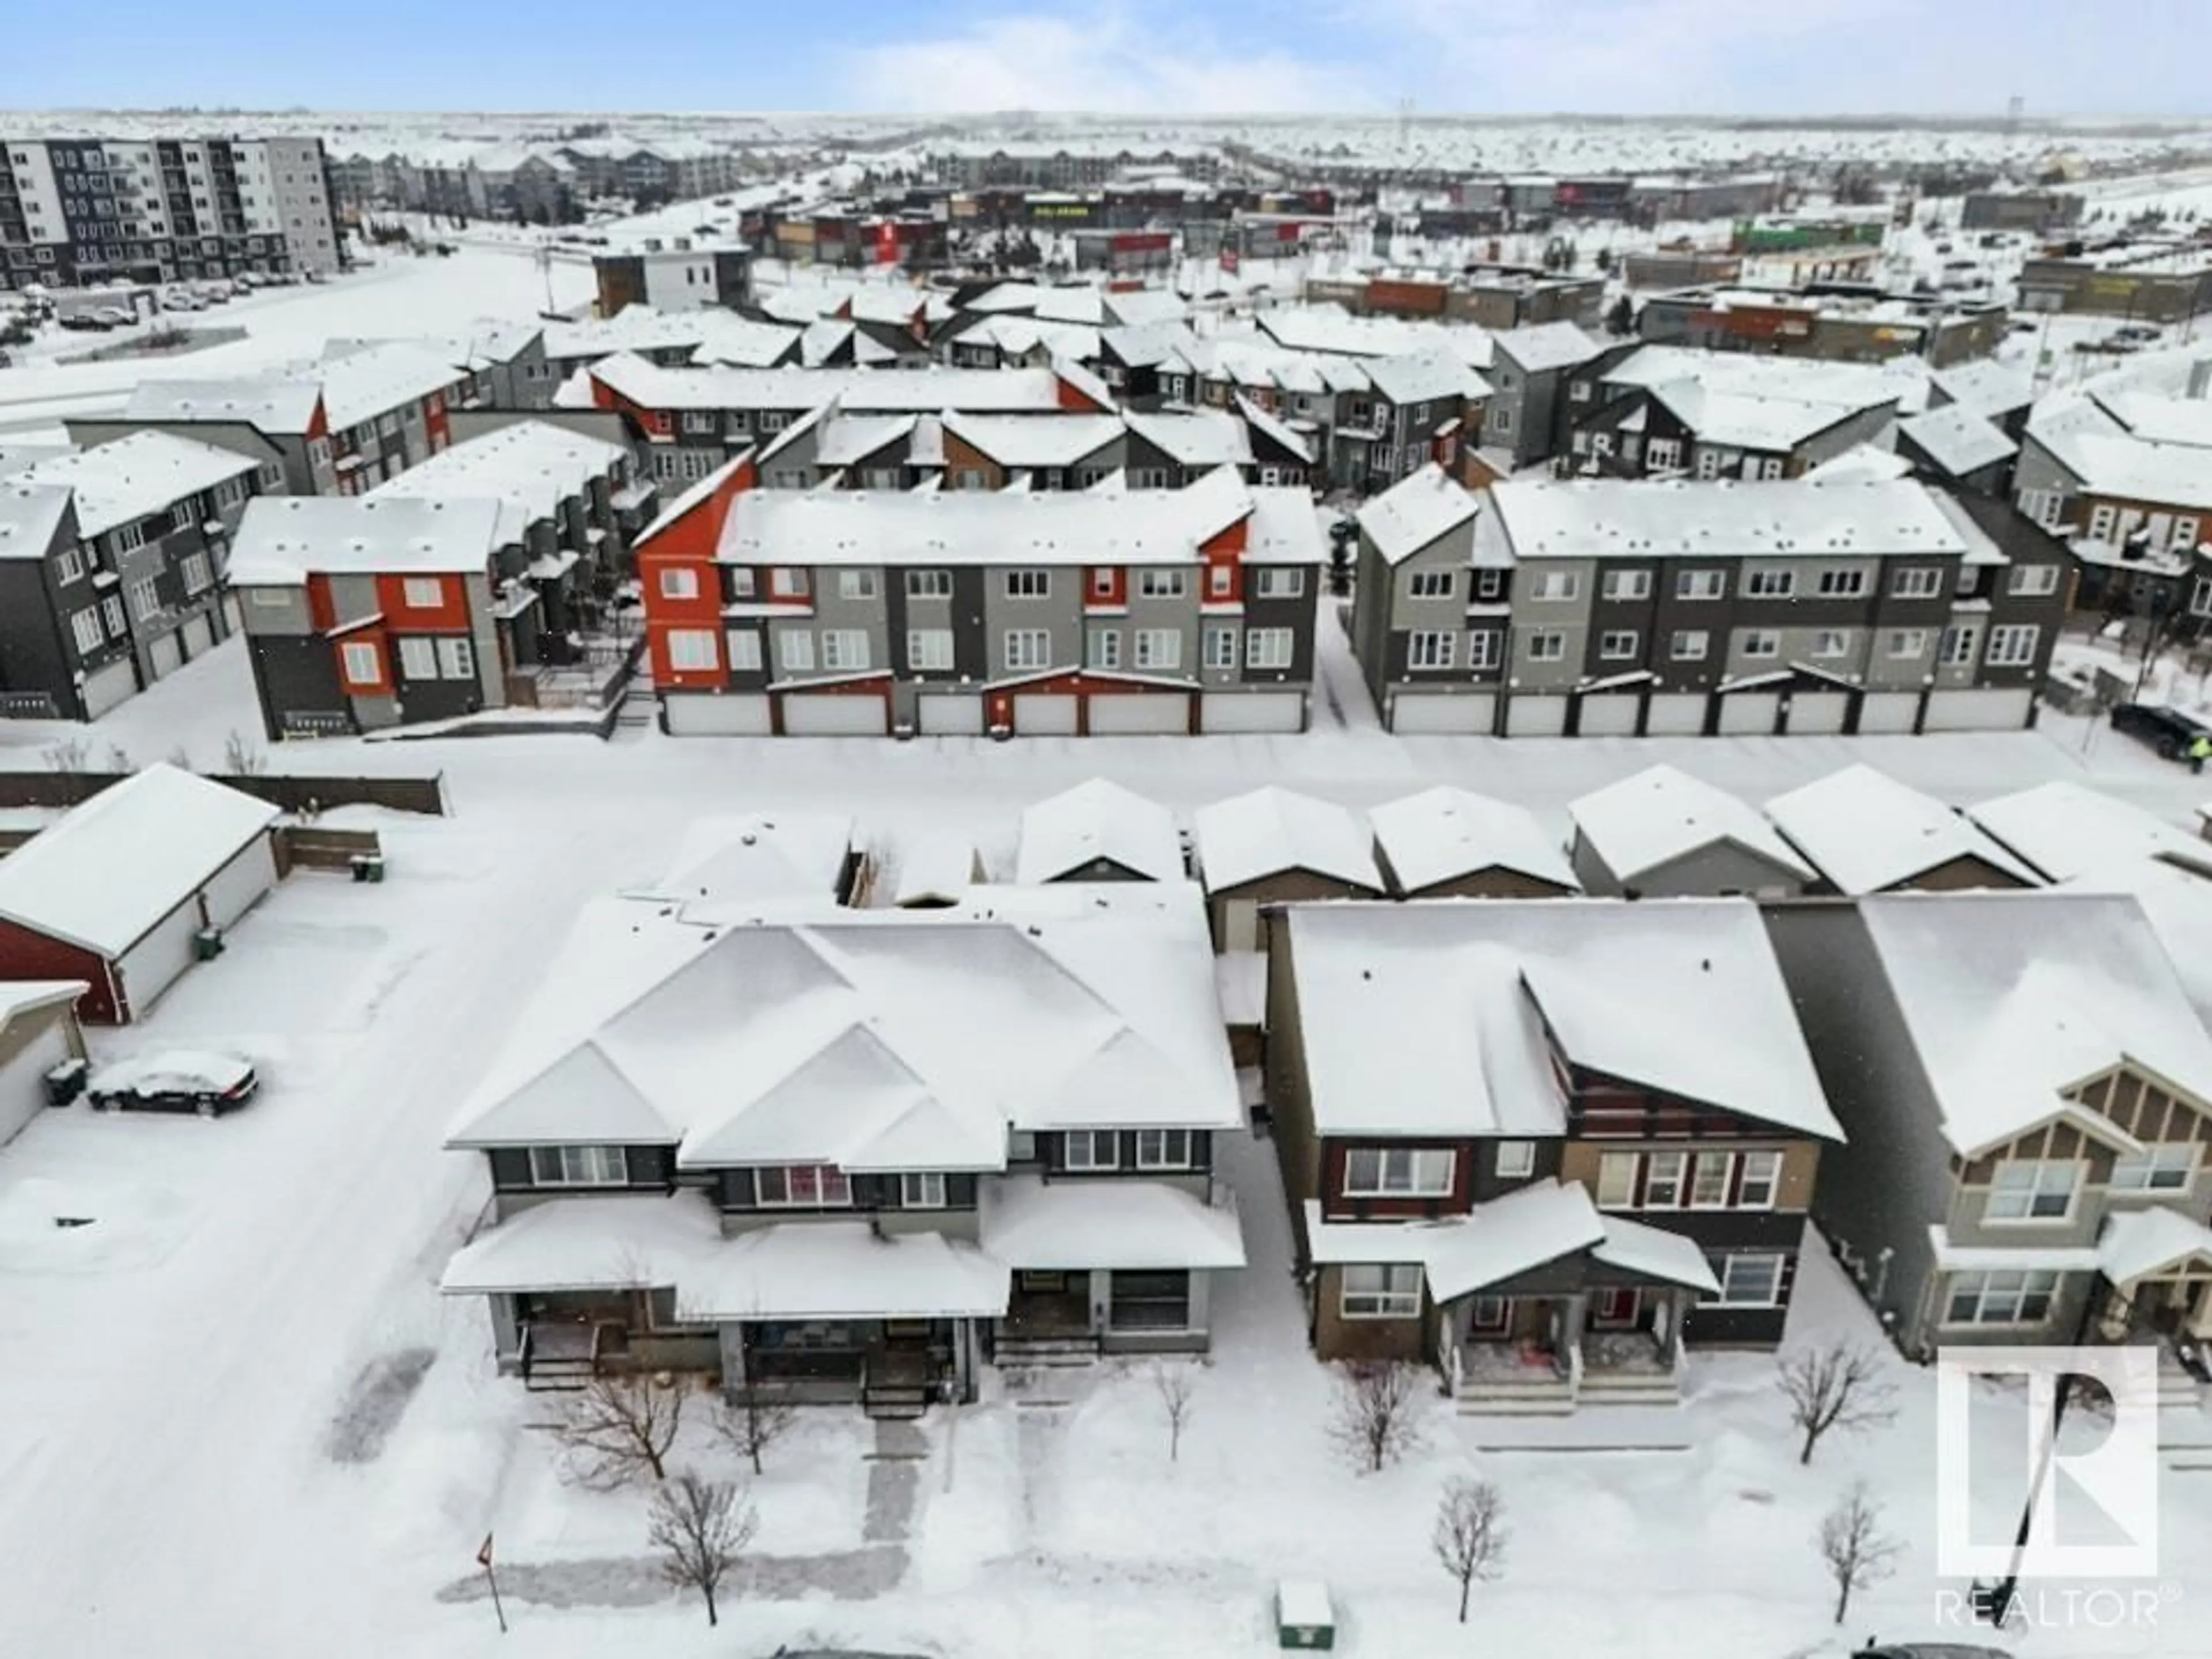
<box><xmin>1194</xmin><ymin>786</ymin><xmax>1385</xmax><ymax>954</ymax></box>
<box><xmin>1569</xmin><ymin>765</ymin><xmax>1816</xmax><ymax>899</ymax></box>
<box><xmin>1368</xmin><ymin>787</ymin><xmax>1581</xmax><ymax>900</ymax></box>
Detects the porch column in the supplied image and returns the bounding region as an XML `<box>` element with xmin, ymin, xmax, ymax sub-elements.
<box><xmin>1657</xmin><ymin>1290</ymin><xmax>1687</xmax><ymax>1363</ymax></box>
<box><xmin>1186</xmin><ymin>1270</ymin><xmax>1212</xmax><ymax>1339</ymax></box>
<box><xmin>1556</xmin><ymin>1293</ymin><xmax>1589</xmax><ymax>1360</ymax></box>
<box><xmin>717</xmin><ymin>1323</ymin><xmax>748</xmax><ymax>1392</ymax></box>
<box><xmin>1088</xmin><ymin>1268</ymin><xmax>1112</xmax><ymax>1336</ymax></box>
<box><xmin>953</xmin><ymin>1318</ymin><xmax>976</xmax><ymax>1402</ymax></box>
<box><xmin>488</xmin><ymin>1293</ymin><xmax>521</xmax><ymax>1367</ymax></box>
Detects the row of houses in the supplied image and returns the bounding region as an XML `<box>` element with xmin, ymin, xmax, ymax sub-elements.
<box><xmin>334</xmin><ymin>138</ymin><xmax>754</xmax><ymax>218</ymax></box>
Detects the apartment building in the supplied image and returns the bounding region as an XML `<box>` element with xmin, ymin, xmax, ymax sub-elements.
<box><xmin>1350</xmin><ymin>468</ymin><xmax>2066</xmax><ymax>736</ymax></box>
<box><xmin>635</xmin><ymin>462</ymin><xmax>1324</xmax><ymax>737</ymax></box>
<box><xmin>2017</xmin><ymin>241</ymin><xmax>2212</xmax><ymax>321</ymax></box>
<box><xmin>0</xmin><ymin>133</ymin><xmax>340</xmax><ymax>290</ymax></box>
<box><xmin>0</xmin><ymin>433</ymin><xmax>274</xmax><ymax>719</ymax></box>
<box><xmin>1635</xmin><ymin>287</ymin><xmax>2009</xmax><ymax>369</ymax></box>
<box><xmin>928</xmin><ymin>142</ymin><xmax>1223</xmax><ymax>190</ymax></box>
<box><xmin>594</xmin><ymin>243</ymin><xmax>753</xmax><ymax>316</ymax></box>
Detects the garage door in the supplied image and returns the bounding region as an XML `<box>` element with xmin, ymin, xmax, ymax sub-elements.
<box><xmin>1088</xmin><ymin>694</ymin><xmax>1190</xmax><ymax>735</ymax></box>
<box><xmin>1503</xmin><ymin>696</ymin><xmax>1567</xmax><ymax>737</ymax></box>
<box><xmin>1202</xmin><ymin>691</ymin><xmax>1305</xmax><ymax>733</ymax></box>
<box><xmin>1716</xmin><ymin>692</ymin><xmax>1780</xmax><ymax>736</ymax></box>
<box><xmin>1014</xmin><ymin>694</ymin><xmax>1079</xmax><ymax>735</ymax></box>
<box><xmin>1644</xmin><ymin>693</ymin><xmax>1707</xmax><ymax>736</ymax></box>
<box><xmin>781</xmin><ymin>693</ymin><xmax>889</xmax><ymax>736</ymax></box>
<box><xmin>200</xmin><ymin>836</ymin><xmax>277</xmax><ymax>930</ymax></box>
<box><xmin>114</xmin><ymin>900</ymin><xmax>201</xmax><ymax>1022</ymax></box>
<box><xmin>662</xmin><ymin>693</ymin><xmax>772</xmax><ymax>736</ymax></box>
<box><xmin>0</xmin><ymin>1014</ymin><xmax>70</xmax><ymax>1149</ymax></box>
<box><xmin>1857</xmin><ymin>691</ymin><xmax>1921</xmax><ymax>734</ymax></box>
<box><xmin>147</xmin><ymin>630</ymin><xmax>184</xmax><ymax>682</ymax></box>
<box><xmin>917</xmin><ymin>692</ymin><xmax>984</xmax><ymax>735</ymax></box>
<box><xmin>1785</xmin><ymin>691</ymin><xmax>1851</xmax><ymax>734</ymax></box>
<box><xmin>1388</xmin><ymin>692</ymin><xmax>1493</xmax><ymax>734</ymax></box>
<box><xmin>180</xmin><ymin>612</ymin><xmax>216</xmax><ymax>659</ymax></box>
<box><xmin>80</xmin><ymin>657</ymin><xmax>138</xmax><ymax>720</ymax></box>
<box><xmin>1922</xmin><ymin>687</ymin><xmax>2033</xmax><ymax>732</ymax></box>
<box><xmin>1576</xmin><ymin>694</ymin><xmax>1642</xmax><ymax>736</ymax></box>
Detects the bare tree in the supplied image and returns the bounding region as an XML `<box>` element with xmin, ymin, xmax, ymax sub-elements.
<box><xmin>1432</xmin><ymin>1476</ymin><xmax>1509</xmax><ymax>1622</ymax></box>
<box><xmin>223</xmin><ymin>729</ymin><xmax>268</xmax><ymax>777</ymax></box>
<box><xmin>43</xmin><ymin>737</ymin><xmax>89</xmax><ymax>774</ymax></box>
<box><xmin>1327</xmin><ymin>1361</ymin><xmax>1426</xmax><ymax>1473</ymax></box>
<box><xmin>101</xmin><ymin>743</ymin><xmax>131</xmax><ymax>772</ymax></box>
<box><xmin>1153</xmin><ymin>1363</ymin><xmax>1197</xmax><ymax>1463</ymax></box>
<box><xmin>715</xmin><ymin>1385</ymin><xmax>797</xmax><ymax>1477</ymax></box>
<box><xmin>647</xmin><ymin>1470</ymin><xmax>756</xmax><ymax>1628</ymax></box>
<box><xmin>554</xmin><ymin>1374</ymin><xmax>687</xmax><ymax>1488</ymax></box>
<box><xmin>1778</xmin><ymin>1340</ymin><xmax>1899</xmax><ymax>1465</ymax></box>
<box><xmin>1817</xmin><ymin>1482</ymin><xmax>1902</xmax><ymax>1627</ymax></box>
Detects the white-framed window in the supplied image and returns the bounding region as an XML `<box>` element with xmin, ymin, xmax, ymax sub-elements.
<box><xmin>1203</xmin><ymin>627</ymin><xmax>1238</xmax><ymax>670</ymax></box>
<box><xmin>820</xmin><ymin>630</ymin><xmax>869</xmax><ymax>671</ymax></box>
<box><xmin>1690</xmin><ymin>1153</ymin><xmax>1734</xmax><ymax>1209</ymax></box>
<box><xmin>837</xmin><ymin>570</ymin><xmax>878</xmax><ymax>601</ymax></box>
<box><xmin>906</xmin><ymin>628</ymin><xmax>953</xmax><ymax>671</ymax></box>
<box><xmin>1134</xmin><ymin>628</ymin><xmax>1181</xmax><ymax>669</ymax></box>
<box><xmin>1525</xmin><ymin>629</ymin><xmax>1566</xmax><ymax>663</ymax></box>
<box><xmin>1138</xmin><ymin>569</ymin><xmax>1188</xmax><ymax>599</ymax></box>
<box><xmin>1245</xmin><ymin>627</ymin><xmax>1293</xmax><ymax>670</ymax></box>
<box><xmin>1004</xmin><ymin>628</ymin><xmax>1050</xmax><ymax>671</ymax></box>
<box><xmin>1815</xmin><ymin>567</ymin><xmax>1868</xmax><ymax>598</ymax></box>
<box><xmin>1676</xmin><ymin>569</ymin><xmax>1725</xmax><ymax>601</ymax></box>
<box><xmin>1707</xmin><ymin>1253</ymin><xmax>1785</xmax><ymax>1307</ymax></box>
<box><xmin>1744</xmin><ymin>568</ymin><xmax>1795</xmax><ymax>599</ymax></box>
<box><xmin>1741</xmin><ymin>628</ymin><xmax>1781</xmax><ymax>659</ymax></box>
<box><xmin>178</xmin><ymin>552</ymin><xmax>211</xmax><ymax>595</ymax></box>
<box><xmin>755</xmin><ymin>1165</ymin><xmax>852</xmax><ymax>1207</ymax></box>
<box><xmin>1641</xmin><ymin>1151</ymin><xmax>1688</xmax><ymax>1209</ymax></box>
<box><xmin>1671</xmin><ymin>629</ymin><xmax>1709</xmax><ymax>661</ymax></box>
<box><xmin>339</xmin><ymin>639</ymin><xmax>382</xmax><ymax>686</ymax></box>
<box><xmin>2007</xmin><ymin>564</ymin><xmax>2058</xmax><ymax>597</ymax></box>
<box><xmin>1695</xmin><ymin>448</ymin><xmax>1724</xmax><ymax>480</ymax></box>
<box><xmin>906</xmin><ymin>569</ymin><xmax>952</xmax><ymax>599</ymax></box>
<box><xmin>1466</xmin><ymin>630</ymin><xmax>1502</xmax><ymax>670</ymax></box>
<box><xmin>402</xmin><ymin>576</ymin><xmax>444</xmax><ymax>609</ymax></box>
<box><xmin>1340</xmin><ymin>1263</ymin><xmax>1423</xmax><ymax>1320</ymax></box>
<box><xmin>1408</xmin><ymin>570</ymin><xmax>1455</xmax><ymax>600</ymax></box>
<box><xmin>899</xmin><ymin>1172</ymin><xmax>948</xmax><ymax>1209</ymax></box>
<box><xmin>437</xmin><ymin>637</ymin><xmax>474</xmax><ymax>680</ymax></box>
<box><xmin>55</xmin><ymin>544</ymin><xmax>84</xmax><ymax>584</ymax></box>
<box><xmin>127</xmin><ymin>577</ymin><xmax>160</xmax><ymax>621</ymax></box>
<box><xmin>2175</xmin><ymin>518</ymin><xmax>2202</xmax><ymax>551</ymax></box>
<box><xmin>1891</xmin><ymin>566</ymin><xmax>1943</xmax><ymax>599</ymax></box>
<box><xmin>1529</xmin><ymin>570</ymin><xmax>1578</xmax><ymax>601</ymax></box>
<box><xmin>1988</xmin><ymin>1160</ymin><xmax>2080</xmax><ymax>1222</ymax></box>
<box><xmin>679</xmin><ymin>450</ymin><xmax>714</xmax><ymax>482</ymax></box>
<box><xmin>770</xmin><ymin>567</ymin><xmax>809</xmax><ymax>599</ymax></box>
<box><xmin>528</xmin><ymin>1145</ymin><xmax>628</xmax><ymax>1187</ymax></box>
<box><xmin>1955</xmin><ymin>564</ymin><xmax>1979</xmax><ymax>597</ymax></box>
<box><xmin>1343</xmin><ymin>1147</ymin><xmax>1454</xmax><ymax>1198</ymax></box>
<box><xmin>1137</xmin><ymin>1128</ymin><xmax>1192</xmax><ymax>1170</ymax></box>
<box><xmin>1599</xmin><ymin>629</ymin><xmax>1638</xmax><ymax>661</ymax></box>
<box><xmin>1945</xmin><ymin>1268</ymin><xmax>2059</xmax><ymax>1326</ymax></box>
<box><xmin>115</xmin><ymin>522</ymin><xmax>147</xmax><ymax>553</ymax></box>
<box><xmin>725</xmin><ymin>630</ymin><xmax>763</xmax><ymax>672</ymax></box>
<box><xmin>1408</xmin><ymin>630</ymin><xmax>1456</xmax><ymax>670</ymax></box>
<box><xmin>658</xmin><ymin>566</ymin><xmax>699</xmax><ymax>601</ymax></box>
<box><xmin>2088</xmin><ymin>503</ymin><xmax>2117</xmax><ymax>541</ymax></box>
<box><xmin>1601</xmin><ymin>569</ymin><xmax>1652</xmax><ymax>601</ymax></box>
<box><xmin>1255</xmin><ymin>567</ymin><xmax>1305</xmax><ymax>599</ymax></box>
<box><xmin>397</xmin><ymin>636</ymin><xmax>437</xmax><ymax>680</ymax></box>
<box><xmin>1810</xmin><ymin>629</ymin><xmax>1850</xmax><ymax>659</ymax></box>
<box><xmin>1494</xmin><ymin>1140</ymin><xmax>1535</xmax><ymax>1179</ymax></box>
<box><xmin>1203</xmin><ymin>563</ymin><xmax>1232</xmax><ymax>597</ymax></box>
<box><xmin>70</xmin><ymin>609</ymin><xmax>104</xmax><ymax>654</ymax></box>
<box><xmin>1006</xmin><ymin>569</ymin><xmax>1051</xmax><ymax>599</ymax></box>
<box><xmin>1984</xmin><ymin>624</ymin><xmax>2039</xmax><ymax>668</ymax></box>
<box><xmin>1473</xmin><ymin>569</ymin><xmax>1509</xmax><ymax>602</ymax></box>
<box><xmin>1089</xmin><ymin>628</ymin><xmax>1122</xmax><ymax>669</ymax></box>
<box><xmin>1940</xmin><ymin>624</ymin><xmax>1980</xmax><ymax>666</ymax></box>
<box><xmin>667</xmin><ymin>628</ymin><xmax>718</xmax><ymax>671</ymax></box>
<box><xmin>1885</xmin><ymin>628</ymin><xmax>1928</xmax><ymax>658</ymax></box>
<box><xmin>1062</xmin><ymin>1130</ymin><xmax>1119</xmax><ymax>1171</ymax></box>
<box><xmin>778</xmin><ymin>630</ymin><xmax>815</xmax><ymax>673</ymax></box>
<box><xmin>1738</xmin><ymin>1151</ymin><xmax>1783</xmax><ymax>1210</ymax></box>
<box><xmin>2111</xmin><ymin>1145</ymin><xmax>2198</xmax><ymax>1191</ymax></box>
<box><xmin>1645</xmin><ymin>437</ymin><xmax>1681</xmax><ymax>470</ymax></box>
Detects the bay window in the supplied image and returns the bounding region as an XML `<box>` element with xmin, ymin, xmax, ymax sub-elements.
<box><xmin>755</xmin><ymin>1164</ymin><xmax>852</xmax><ymax>1207</ymax></box>
<box><xmin>529</xmin><ymin>1145</ymin><xmax>629</xmax><ymax>1187</ymax></box>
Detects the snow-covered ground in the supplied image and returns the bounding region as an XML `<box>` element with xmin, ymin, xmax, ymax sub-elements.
<box><xmin>0</xmin><ymin>610</ymin><xmax>2210</xmax><ymax>1656</ymax></box>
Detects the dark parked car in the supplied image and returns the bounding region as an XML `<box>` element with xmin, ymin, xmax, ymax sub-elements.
<box><xmin>88</xmin><ymin>1051</ymin><xmax>259</xmax><ymax>1116</ymax></box>
<box><xmin>1855</xmin><ymin>1647</ymin><xmax>2012</xmax><ymax>1659</ymax></box>
<box><xmin>2111</xmin><ymin>701</ymin><xmax>2212</xmax><ymax>760</ymax></box>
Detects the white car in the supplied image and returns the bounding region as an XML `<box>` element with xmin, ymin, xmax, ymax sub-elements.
<box><xmin>88</xmin><ymin>1051</ymin><xmax>259</xmax><ymax>1116</ymax></box>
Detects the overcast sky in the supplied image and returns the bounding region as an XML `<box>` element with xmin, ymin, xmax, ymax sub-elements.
<box><xmin>7</xmin><ymin>0</ymin><xmax>2209</xmax><ymax>116</ymax></box>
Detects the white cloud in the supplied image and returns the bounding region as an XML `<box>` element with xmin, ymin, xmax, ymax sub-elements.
<box><xmin>843</xmin><ymin>9</ymin><xmax>1357</xmax><ymax>115</ymax></box>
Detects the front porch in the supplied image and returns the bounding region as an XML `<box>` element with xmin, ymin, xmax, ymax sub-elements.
<box><xmin>1443</xmin><ymin>1286</ymin><xmax>1694</xmax><ymax>1416</ymax></box>
<box><xmin>729</xmin><ymin>1316</ymin><xmax>976</xmax><ymax>1419</ymax></box>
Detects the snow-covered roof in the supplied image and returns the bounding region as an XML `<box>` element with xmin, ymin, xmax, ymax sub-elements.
<box><xmin>1647</xmin><ymin>382</ymin><xmax>1871</xmax><ymax>450</ymax></box>
<box><xmin>1898</xmin><ymin>403</ymin><xmax>2018</xmax><ymax>478</ymax></box>
<box><xmin>630</xmin><ymin>812</ymin><xmax>854</xmax><ymax>906</ymax></box>
<box><xmin>1570</xmin><ymin>765</ymin><xmax>1815</xmax><ymax>887</ymax></box>
<box><xmin>1965</xmin><ymin>782</ymin><xmax>2203</xmax><ymax>883</ymax></box>
<box><xmin>1855</xmin><ymin>891</ymin><xmax>2212</xmax><ymax>1159</ymax></box>
<box><xmin>0</xmin><ymin>766</ymin><xmax>279</xmax><ymax>959</ymax></box>
<box><xmin>5</xmin><ymin>431</ymin><xmax>258</xmax><ymax>539</ymax></box>
<box><xmin>440</xmin><ymin>1191</ymin><xmax>724</xmax><ymax>1294</ymax></box>
<box><xmin>1488</xmin><ymin>475</ymin><xmax>1964</xmax><ymax>562</ymax></box>
<box><xmin>1356</xmin><ymin>462</ymin><xmax>1480</xmax><ymax>565</ymax></box>
<box><xmin>980</xmin><ymin>1176</ymin><xmax>1245</xmax><ymax>1270</ymax></box>
<box><xmin>1493</xmin><ymin>320</ymin><xmax>1603</xmax><ymax>375</ymax></box>
<box><xmin>1802</xmin><ymin>442</ymin><xmax>1914</xmax><ymax>483</ymax></box>
<box><xmin>2064</xmin><ymin>855</ymin><xmax>2212</xmax><ymax>1033</ymax></box>
<box><xmin>1763</xmin><ymin>766</ymin><xmax>2039</xmax><ymax>896</ymax></box>
<box><xmin>225</xmin><ymin>496</ymin><xmax>505</xmax><ymax>585</ymax></box>
<box><xmin>1604</xmin><ymin>343</ymin><xmax>1925</xmax><ymax>420</ymax></box>
<box><xmin>445</xmin><ymin>887</ymin><xmax>1240</xmax><ymax>1162</ymax></box>
<box><xmin>809</xmin><ymin>412</ymin><xmax>919</xmax><ymax>467</ymax></box>
<box><xmin>1122</xmin><ymin>407</ymin><xmax>1253</xmax><ymax>468</ymax></box>
<box><xmin>122</xmin><ymin>374</ymin><xmax>323</xmax><ymax>433</ymax></box>
<box><xmin>369</xmin><ymin>420</ymin><xmax>631</xmax><ymax>545</ymax></box>
<box><xmin>315</xmin><ymin>342</ymin><xmax>468</xmax><ymax>431</ymax></box>
<box><xmin>2099</xmin><ymin>1206</ymin><xmax>2212</xmax><ymax>1286</ymax></box>
<box><xmin>892</xmin><ymin>836</ymin><xmax>983</xmax><ymax>908</ymax></box>
<box><xmin>0</xmin><ymin>482</ymin><xmax>73</xmax><ymax>560</ymax></box>
<box><xmin>1363</xmin><ymin>347</ymin><xmax>1491</xmax><ymax>407</ymax></box>
<box><xmin>1232</xmin><ymin>392</ymin><xmax>1314</xmax><ymax>464</ymax></box>
<box><xmin>941</xmin><ymin>409</ymin><xmax>1122</xmax><ymax>469</ymax></box>
<box><xmin>1194</xmin><ymin>786</ymin><xmax>1382</xmax><ymax>895</ymax></box>
<box><xmin>1282</xmin><ymin>899</ymin><xmax>1838</xmax><ymax>1139</ymax></box>
<box><xmin>1017</xmin><ymin>779</ymin><xmax>1183</xmax><ymax>884</ymax></box>
<box><xmin>680</xmin><ymin>1221</ymin><xmax>1009</xmax><ymax>1321</ymax></box>
<box><xmin>1930</xmin><ymin>357</ymin><xmax>2035</xmax><ymax>419</ymax></box>
<box><xmin>591</xmin><ymin>353</ymin><xmax>1067</xmax><ymax>415</ymax></box>
<box><xmin>2050</xmin><ymin>429</ymin><xmax>2212</xmax><ymax>512</ymax></box>
<box><xmin>1369</xmin><ymin>786</ymin><xmax>1579</xmax><ymax>895</ymax></box>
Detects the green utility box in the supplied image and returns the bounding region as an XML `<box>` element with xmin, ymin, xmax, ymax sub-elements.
<box><xmin>1276</xmin><ymin>1580</ymin><xmax>1334</xmax><ymax>1650</ymax></box>
<box><xmin>192</xmin><ymin>927</ymin><xmax>225</xmax><ymax>961</ymax></box>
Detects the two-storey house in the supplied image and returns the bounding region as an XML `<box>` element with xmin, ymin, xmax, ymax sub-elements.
<box><xmin>1763</xmin><ymin>765</ymin><xmax>2042</xmax><ymax>896</ymax></box>
<box><xmin>1479</xmin><ymin>321</ymin><xmax>1605</xmax><ymax>470</ymax></box>
<box><xmin>751</xmin><ymin>406</ymin><xmax>1261</xmax><ymax>493</ymax></box>
<box><xmin>1266</xmin><ymin>899</ymin><xmax>1842</xmax><ymax>1416</ymax></box>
